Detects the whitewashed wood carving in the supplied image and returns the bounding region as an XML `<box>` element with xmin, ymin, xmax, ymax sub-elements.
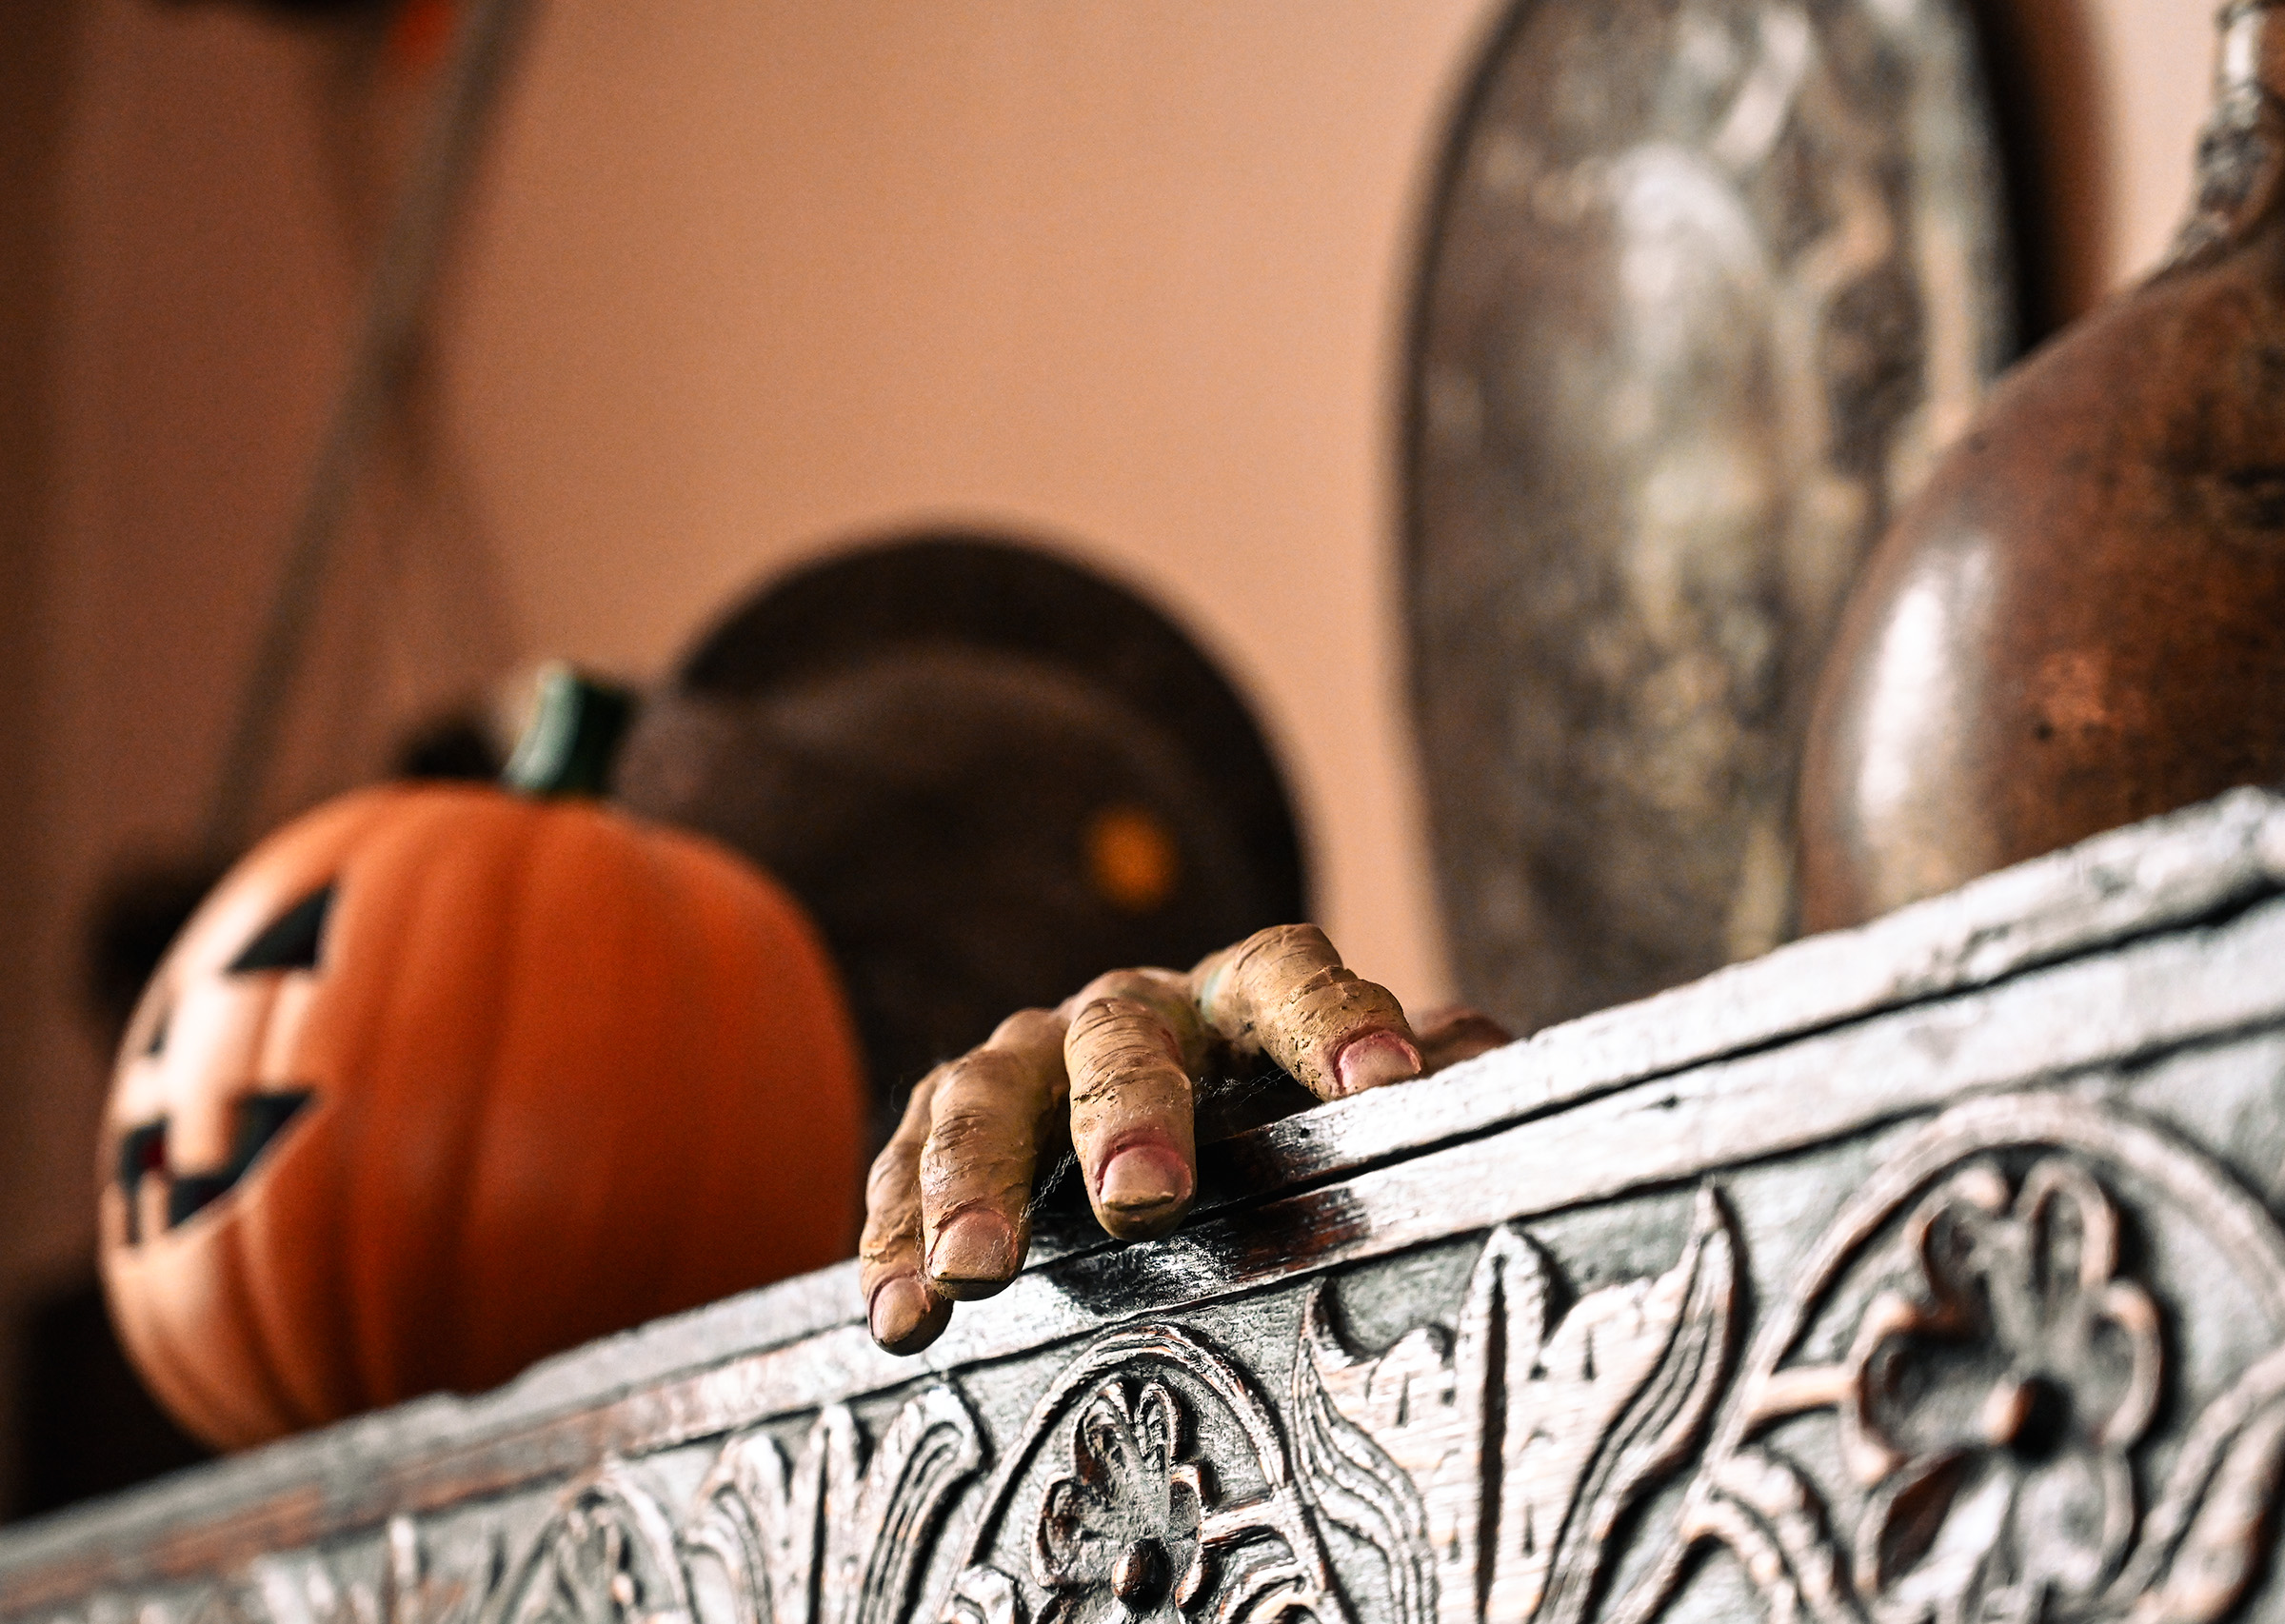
<box><xmin>1651</xmin><ymin>1096</ymin><xmax>2285</xmax><ymax>1624</ymax></box>
<box><xmin>30</xmin><ymin>1097</ymin><xmax>2285</xmax><ymax>1624</ymax></box>
<box><xmin>13</xmin><ymin>800</ymin><xmax>2285</xmax><ymax>1624</ymax></box>
<box><xmin>1292</xmin><ymin>1195</ymin><xmax>1739</xmax><ymax>1624</ymax></box>
<box><xmin>499</xmin><ymin>1386</ymin><xmax>983</xmax><ymax>1624</ymax></box>
<box><xmin>948</xmin><ymin>1325</ymin><xmax>1341</xmax><ymax>1624</ymax></box>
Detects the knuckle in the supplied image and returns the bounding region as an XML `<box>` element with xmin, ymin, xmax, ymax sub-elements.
<box><xmin>1278</xmin><ymin>961</ymin><xmax>1394</xmax><ymax>1028</ymax></box>
<box><xmin>987</xmin><ymin>1005</ymin><xmax>1064</xmax><ymax>1052</ymax></box>
<box><xmin>1074</xmin><ymin>968</ymin><xmax>1164</xmax><ymax>1008</ymax></box>
<box><xmin>1067</xmin><ymin>994</ymin><xmax>1146</xmax><ymax>1043</ymax></box>
<box><xmin>864</xmin><ymin>1192</ymin><xmax>920</xmax><ymax>1247</ymax></box>
<box><xmin>1069</xmin><ymin>969</ymin><xmax>1194</xmax><ymax>1039</ymax></box>
<box><xmin>924</xmin><ymin>1098</ymin><xmax>1003</xmax><ymax>1158</ymax></box>
<box><xmin>1231</xmin><ymin>923</ymin><xmax>1290</xmax><ymax>961</ymax></box>
<box><xmin>1240</xmin><ymin>922</ymin><xmax>1333</xmax><ymax>975</ymax></box>
<box><xmin>858</xmin><ymin>1198</ymin><xmax>917</xmax><ymax>1257</ymax></box>
<box><xmin>1069</xmin><ymin>1072</ymin><xmax>1191</xmax><ymax>1143</ymax></box>
<box><xmin>920</xmin><ymin>1096</ymin><xmax>1037</xmax><ymax>1207</ymax></box>
<box><xmin>865</xmin><ymin>1146</ymin><xmax>917</xmax><ymax>1204</ymax></box>
<box><xmin>935</xmin><ymin>1047</ymin><xmax>1027</xmax><ymax>1111</ymax></box>
<box><xmin>1066</xmin><ymin>1004</ymin><xmax>1184</xmax><ymax>1102</ymax></box>
<box><xmin>927</xmin><ymin>1053</ymin><xmax>1028</xmax><ymax>1140</ymax></box>
<box><xmin>919</xmin><ymin>1133</ymin><xmax>990</xmax><ymax>1199</ymax></box>
<box><xmin>1204</xmin><ymin>925</ymin><xmax>1343</xmax><ymax>1036</ymax></box>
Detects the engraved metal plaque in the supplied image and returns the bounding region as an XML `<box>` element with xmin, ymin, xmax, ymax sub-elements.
<box><xmin>1407</xmin><ymin>0</ymin><xmax>2015</xmax><ymax>1032</ymax></box>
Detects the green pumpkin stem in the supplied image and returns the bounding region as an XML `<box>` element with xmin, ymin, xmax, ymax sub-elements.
<box><xmin>502</xmin><ymin>665</ymin><xmax>639</xmax><ymax>799</ymax></box>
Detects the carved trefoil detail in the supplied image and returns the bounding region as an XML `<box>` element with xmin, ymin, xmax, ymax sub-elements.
<box><xmin>498</xmin><ymin>1384</ymin><xmax>985</xmax><ymax>1624</ymax></box>
<box><xmin>947</xmin><ymin>1325</ymin><xmax>1342</xmax><ymax>1624</ymax></box>
<box><xmin>1291</xmin><ymin>1192</ymin><xmax>1741</xmax><ymax>1624</ymax></box>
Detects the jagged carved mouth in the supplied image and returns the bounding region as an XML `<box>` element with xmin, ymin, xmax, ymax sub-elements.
<box><xmin>115</xmin><ymin>881</ymin><xmax>336</xmax><ymax>1244</ymax></box>
<box><xmin>116</xmin><ymin>1091</ymin><xmax>316</xmax><ymax>1242</ymax></box>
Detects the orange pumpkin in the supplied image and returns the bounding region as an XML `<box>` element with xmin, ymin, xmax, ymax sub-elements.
<box><xmin>99</xmin><ymin>686</ymin><xmax>864</xmax><ymax>1450</ymax></box>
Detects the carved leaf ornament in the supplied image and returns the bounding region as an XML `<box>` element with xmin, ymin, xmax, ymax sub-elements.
<box><xmin>50</xmin><ymin>1096</ymin><xmax>2285</xmax><ymax>1624</ymax></box>
<box><xmin>1292</xmin><ymin>1193</ymin><xmax>1741</xmax><ymax>1624</ymax></box>
<box><xmin>496</xmin><ymin>1385</ymin><xmax>984</xmax><ymax>1624</ymax></box>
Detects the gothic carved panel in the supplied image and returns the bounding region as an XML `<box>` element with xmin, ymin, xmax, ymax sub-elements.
<box><xmin>23</xmin><ymin>1092</ymin><xmax>2285</xmax><ymax>1624</ymax></box>
<box><xmin>949</xmin><ymin>1325</ymin><xmax>1340</xmax><ymax>1624</ymax></box>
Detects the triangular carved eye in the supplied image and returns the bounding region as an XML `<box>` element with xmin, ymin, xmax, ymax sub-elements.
<box><xmin>228</xmin><ymin>885</ymin><xmax>334</xmax><ymax>974</ymax></box>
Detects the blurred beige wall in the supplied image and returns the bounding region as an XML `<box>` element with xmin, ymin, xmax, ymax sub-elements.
<box><xmin>13</xmin><ymin>2</ymin><xmax>349</xmax><ymax>1291</ymax></box>
<box><xmin>2095</xmin><ymin>2</ymin><xmax>2213</xmax><ymax>293</ymax></box>
<box><xmin>436</xmin><ymin>0</ymin><xmax>2213</xmax><ymax>1013</ymax></box>
<box><xmin>448</xmin><ymin>0</ymin><xmax>1497</xmax><ymax>1014</ymax></box>
<box><xmin>0</xmin><ymin>0</ymin><xmax>2226</xmax><ymax>1503</ymax></box>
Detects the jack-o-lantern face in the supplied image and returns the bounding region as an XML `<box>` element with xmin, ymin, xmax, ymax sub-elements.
<box><xmin>101</xmin><ymin>783</ymin><xmax>864</xmax><ymax>1451</ymax></box>
<box><xmin>112</xmin><ymin>883</ymin><xmax>328</xmax><ymax>1244</ymax></box>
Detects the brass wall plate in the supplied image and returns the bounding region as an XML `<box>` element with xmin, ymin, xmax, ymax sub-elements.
<box><xmin>1407</xmin><ymin>0</ymin><xmax>2016</xmax><ymax>1033</ymax></box>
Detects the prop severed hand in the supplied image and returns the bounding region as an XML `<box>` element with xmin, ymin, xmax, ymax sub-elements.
<box><xmin>859</xmin><ymin>923</ymin><xmax>1511</xmax><ymax>1353</ymax></box>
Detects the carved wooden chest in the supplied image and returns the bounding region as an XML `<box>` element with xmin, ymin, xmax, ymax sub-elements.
<box><xmin>8</xmin><ymin>789</ymin><xmax>2285</xmax><ymax>1624</ymax></box>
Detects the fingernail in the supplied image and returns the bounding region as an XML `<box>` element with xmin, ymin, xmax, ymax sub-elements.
<box><xmin>1098</xmin><ymin>1142</ymin><xmax>1192</xmax><ymax>1215</ymax></box>
<box><xmin>1333</xmin><ymin>1031</ymin><xmax>1423</xmax><ymax>1097</ymax></box>
<box><xmin>868</xmin><ymin>1274</ymin><xmax>935</xmax><ymax>1351</ymax></box>
<box><xmin>927</xmin><ymin>1209</ymin><xmax>1018</xmax><ymax>1289</ymax></box>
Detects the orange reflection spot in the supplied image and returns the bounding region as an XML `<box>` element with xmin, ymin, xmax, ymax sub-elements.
<box><xmin>387</xmin><ymin>0</ymin><xmax>457</xmax><ymax>72</ymax></box>
<box><xmin>1085</xmin><ymin>805</ymin><xmax>1179</xmax><ymax>913</ymax></box>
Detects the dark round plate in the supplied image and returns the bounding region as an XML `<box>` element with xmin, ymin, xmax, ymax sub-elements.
<box><xmin>614</xmin><ymin>533</ymin><xmax>1307</xmax><ymax>1122</ymax></box>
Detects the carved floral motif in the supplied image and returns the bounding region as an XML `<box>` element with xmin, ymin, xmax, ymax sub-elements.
<box><xmin>945</xmin><ymin>1326</ymin><xmax>1341</xmax><ymax>1624</ymax></box>
<box><xmin>1841</xmin><ymin>1160</ymin><xmax>2162</xmax><ymax>1620</ymax></box>
<box><xmin>1035</xmin><ymin>1380</ymin><xmax>1209</xmax><ymax>1624</ymax></box>
<box><xmin>1665</xmin><ymin>1098</ymin><xmax>2285</xmax><ymax>1624</ymax></box>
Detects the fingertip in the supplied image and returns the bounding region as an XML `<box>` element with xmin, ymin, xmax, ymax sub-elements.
<box><xmin>1092</xmin><ymin>1140</ymin><xmax>1194</xmax><ymax>1239</ymax></box>
<box><xmin>926</xmin><ymin>1208</ymin><xmax>1023</xmax><ymax>1301</ymax></box>
<box><xmin>1331</xmin><ymin>1030</ymin><xmax>1423</xmax><ymax>1098</ymax></box>
<box><xmin>868</xmin><ymin>1273</ymin><xmax>951</xmax><ymax>1355</ymax></box>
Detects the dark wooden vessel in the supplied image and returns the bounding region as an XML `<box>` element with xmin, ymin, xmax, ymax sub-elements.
<box><xmin>9</xmin><ymin>789</ymin><xmax>2285</xmax><ymax>1624</ymax></box>
<box><xmin>1799</xmin><ymin>2</ymin><xmax>2285</xmax><ymax>929</ymax></box>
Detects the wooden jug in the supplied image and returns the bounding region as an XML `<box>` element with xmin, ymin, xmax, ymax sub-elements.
<box><xmin>1798</xmin><ymin>1</ymin><xmax>2285</xmax><ymax>930</ymax></box>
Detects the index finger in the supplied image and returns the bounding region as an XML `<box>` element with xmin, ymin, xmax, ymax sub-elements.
<box><xmin>1063</xmin><ymin>968</ymin><xmax>1208</xmax><ymax>1240</ymax></box>
<box><xmin>1190</xmin><ymin>924</ymin><xmax>1422</xmax><ymax>1099</ymax></box>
